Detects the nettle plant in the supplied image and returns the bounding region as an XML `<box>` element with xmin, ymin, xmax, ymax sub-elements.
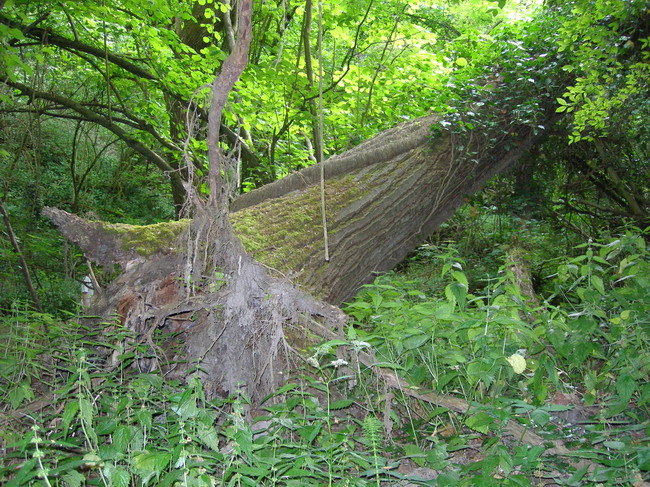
<box><xmin>345</xmin><ymin>231</ymin><xmax>650</xmax><ymax>481</ymax></box>
<box><xmin>0</xmin><ymin>309</ymin><xmax>402</xmax><ymax>486</ymax></box>
<box><xmin>346</xmin><ymin>245</ymin><xmax>542</xmax><ymax>405</ymax></box>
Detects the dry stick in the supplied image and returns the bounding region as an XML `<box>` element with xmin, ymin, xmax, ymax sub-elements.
<box><xmin>86</xmin><ymin>259</ymin><xmax>101</xmax><ymax>294</ymax></box>
<box><xmin>317</xmin><ymin>0</ymin><xmax>329</xmax><ymax>262</ymax></box>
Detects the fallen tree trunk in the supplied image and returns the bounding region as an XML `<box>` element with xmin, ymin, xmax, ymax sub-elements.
<box><xmin>231</xmin><ymin>114</ymin><xmax>552</xmax><ymax>305</ymax></box>
<box><xmin>43</xmin><ymin>111</ymin><xmax>556</xmax><ymax>404</ymax></box>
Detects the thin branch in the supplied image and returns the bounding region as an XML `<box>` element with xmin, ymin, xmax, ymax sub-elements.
<box><xmin>0</xmin><ymin>201</ymin><xmax>43</xmax><ymax>313</ymax></box>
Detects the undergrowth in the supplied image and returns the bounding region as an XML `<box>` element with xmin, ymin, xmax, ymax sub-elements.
<box><xmin>1</xmin><ymin>229</ymin><xmax>649</xmax><ymax>486</ymax></box>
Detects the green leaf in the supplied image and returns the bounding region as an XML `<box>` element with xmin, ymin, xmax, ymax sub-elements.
<box><xmin>615</xmin><ymin>374</ymin><xmax>637</xmax><ymax>403</ymax></box>
<box><xmin>591</xmin><ymin>275</ymin><xmax>605</xmax><ymax>295</ymax></box>
<box><xmin>172</xmin><ymin>394</ymin><xmax>199</xmax><ymax>419</ymax></box>
<box><xmin>5</xmin><ymin>458</ymin><xmax>37</xmax><ymax>487</ymax></box>
<box><xmin>135</xmin><ymin>408</ymin><xmax>152</xmax><ymax>429</ymax></box>
<box><xmin>465</xmin><ymin>412</ymin><xmax>493</xmax><ymax>434</ymax></box>
<box><xmin>112</xmin><ymin>425</ymin><xmax>132</xmax><ymax>454</ymax></box>
<box><xmin>297</xmin><ymin>423</ymin><xmax>322</xmax><ymax>444</ymax></box>
<box><xmin>320</xmin><ymin>339</ymin><xmax>349</xmax><ymax>348</ymax></box>
<box><xmin>373</xmin><ymin>362</ymin><xmax>404</xmax><ymax>370</ymax></box>
<box><xmin>8</xmin><ymin>382</ymin><xmax>34</xmax><ymax>409</ymax></box>
<box><xmin>531</xmin><ymin>409</ymin><xmax>551</xmax><ymax>426</ymax></box>
<box><xmin>451</xmin><ymin>271</ymin><xmax>468</xmax><ymax>287</ymax></box>
<box><xmin>62</xmin><ymin>470</ymin><xmax>85</xmax><ymax>487</ymax></box>
<box><xmin>329</xmin><ymin>399</ymin><xmax>354</xmax><ymax>410</ymax></box>
<box><xmin>197</xmin><ymin>424</ymin><xmax>220</xmax><ymax>451</ymax></box>
<box><xmin>234</xmin><ymin>466</ymin><xmax>270</xmax><ymax>477</ymax></box>
<box><xmin>131</xmin><ymin>451</ymin><xmax>172</xmax><ymax>483</ymax></box>
<box><xmin>403</xmin><ymin>443</ymin><xmax>425</xmax><ymax>467</ymax></box>
<box><xmin>106</xmin><ymin>467</ymin><xmax>130</xmax><ymax>487</ymax></box>
<box><xmin>637</xmin><ymin>447</ymin><xmax>650</xmax><ymax>471</ymax></box>
<box><xmin>233</xmin><ymin>427</ymin><xmax>253</xmax><ymax>457</ymax></box>
<box><xmin>402</xmin><ymin>332</ymin><xmax>430</xmax><ymax>350</ymax></box>
<box><xmin>79</xmin><ymin>398</ymin><xmax>94</xmax><ymax>426</ymax></box>
<box><xmin>455</xmin><ymin>57</ymin><xmax>468</xmax><ymax>67</ymax></box>
<box><xmin>603</xmin><ymin>440</ymin><xmax>625</xmax><ymax>450</ymax></box>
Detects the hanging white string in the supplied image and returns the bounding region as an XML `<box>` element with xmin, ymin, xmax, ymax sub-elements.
<box><xmin>318</xmin><ymin>0</ymin><xmax>330</xmax><ymax>261</ymax></box>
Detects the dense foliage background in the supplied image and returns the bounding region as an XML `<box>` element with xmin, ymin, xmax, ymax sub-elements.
<box><xmin>0</xmin><ymin>0</ymin><xmax>648</xmax><ymax>484</ymax></box>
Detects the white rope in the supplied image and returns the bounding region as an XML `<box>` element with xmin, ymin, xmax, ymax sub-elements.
<box><xmin>318</xmin><ymin>0</ymin><xmax>330</xmax><ymax>261</ymax></box>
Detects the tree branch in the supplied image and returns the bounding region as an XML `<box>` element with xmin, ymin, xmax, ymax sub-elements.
<box><xmin>206</xmin><ymin>0</ymin><xmax>253</xmax><ymax>208</ymax></box>
<box><xmin>0</xmin><ymin>14</ymin><xmax>158</xmax><ymax>81</ymax></box>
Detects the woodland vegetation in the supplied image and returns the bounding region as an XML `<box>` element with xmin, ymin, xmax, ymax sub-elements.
<box><xmin>1</xmin><ymin>0</ymin><xmax>649</xmax><ymax>485</ymax></box>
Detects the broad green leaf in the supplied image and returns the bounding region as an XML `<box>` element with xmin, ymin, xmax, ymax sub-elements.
<box><xmin>62</xmin><ymin>470</ymin><xmax>85</xmax><ymax>487</ymax></box>
<box><xmin>131</xmin><ymin>451</ymin><xmax>172</xmax><ymax>482</ymax></box>
<box><xmin>403</xmin><ymin>443</ymin><xmax>425</xmax><ymax>467</ymax></box>
<box><xmin>603</xmin><ymin>440</ymin><xmax>625</xmax><ymax>450</ymax></box>
<box><xmin>402</xmin><ymin>333</ymin><xmax>430</xmax><ymax>350</ymax></box>
<box><xmin>8</xmin><ymin>382</ymin><xmax>34</xmax><ymax>409</ymax></box>
<box><xmin>197</xmin><ymin>424</ymin><xmax>220</xmax><ymax>452</ymax></box>
<box><xmin>105</xmin><ymin>467</ymin><xmax>130</xmax><ymax>487</ymax></box>
<box><xmin>465</xmin><ymin>412</ymin><xmax>493</xmax><ymax>434</ymax></box>
<box><xmin>172</xmin><ymin>395</ymin><xmax>199</xmax><ymax>419</ymax></box>
<box><xmin>78</xmin><ymin>398</ymin><xmax>94</xmax><ymax>426</ymax></box>
<box><xmin>297</xmin><ymin>423</ymin><xmax>322</xmax><ymax>444</ymax></box>
<box><xmin>615</xmin><ymin>374</ymin><xmax>637</xmax><ymax>403</ymax></box>
<box><xmin>530</xmin><ymin>408</ymin><xmax>550</xmax><ymax>426</ymax></box>
<box><xmin>506</xmin><ymin>353</ymin><xmax>526</xmax><ymax>374</ymax></box>
<box><xmin>135</xmin><ymin>408</ymin><xmax>152</xmax><ymax>429</ymax></box>
<box><xmin>591</xmin><ymin>275</ymin><xmax>605</xmax><ymax>295</ymax></box>
<box><xmin>451</xmin><ymin>271</ymin><xmax>468</xmax><ymax>287</ymax></box>
<box><xmin>112</xmin><ymin>425</ymin><xmax>133</xmax><ymax>454</ymax></box>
